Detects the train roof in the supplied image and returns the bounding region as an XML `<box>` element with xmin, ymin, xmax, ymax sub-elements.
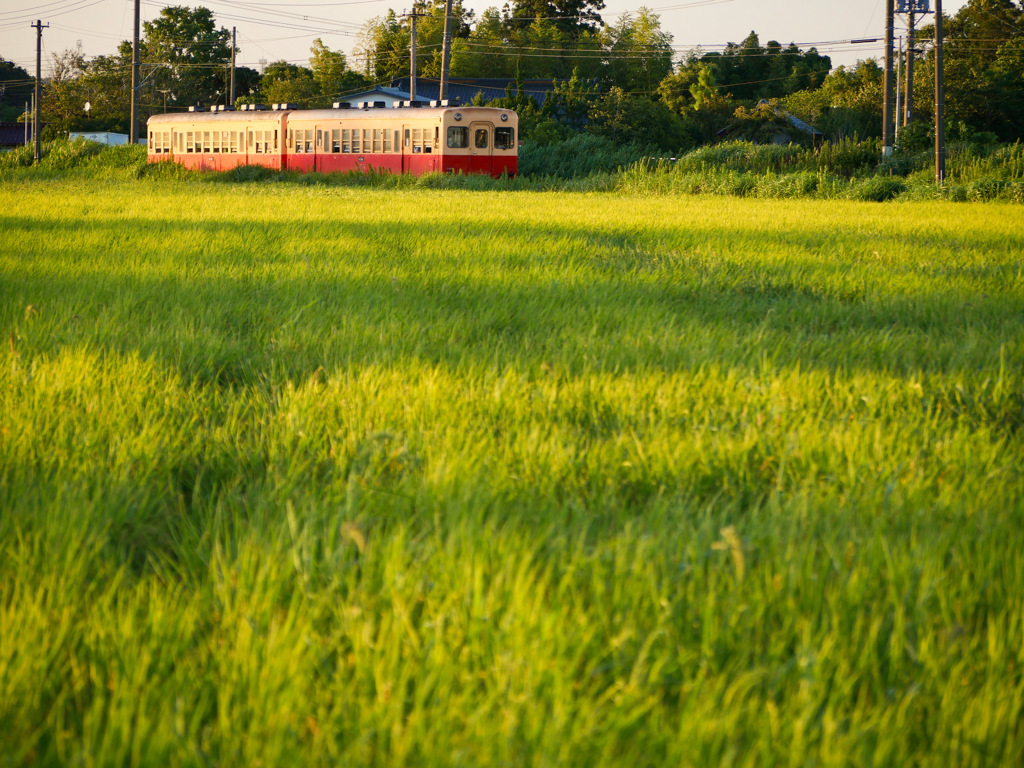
<box><xmin>148</xmin><ymin>105</ymin><xmax>516</xmax><ymax>125</ymax></box>
<box><xmin>148</xmin><ymin>111</ymin><xmax>284</xmax><ymax>124</ymax></box>
<box><xmin>291</xmin><ymin>106</ymin><xmax>515</xmax><ymax>122</ymax></box>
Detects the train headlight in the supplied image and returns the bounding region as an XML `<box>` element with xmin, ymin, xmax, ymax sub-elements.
<box><xmin>454</xmin><ymin>113</ymin><xmax>462</xmax><ymax>121</ymax></box>
<box><xmin>501</xmin><ymin>113</ymin><xmax>509</xmax><ymax>121</ymax></box>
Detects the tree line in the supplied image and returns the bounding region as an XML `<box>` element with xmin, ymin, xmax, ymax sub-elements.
<box><xmin>1</xmin><ymin>0</ymin><xmax>1021</xmax><ymax>150</ymax></box>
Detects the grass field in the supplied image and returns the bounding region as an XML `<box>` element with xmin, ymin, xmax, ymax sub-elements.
<box><xmin>2</xmin><ymin>177</ymin><xmax>1023</xmax><ymax>766</ymax></box>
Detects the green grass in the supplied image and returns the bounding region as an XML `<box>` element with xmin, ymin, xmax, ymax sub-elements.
<box><xmin>1</xmin><ymin>178</ymin><xmax>1023</xmax><ymax>766</ymax></box>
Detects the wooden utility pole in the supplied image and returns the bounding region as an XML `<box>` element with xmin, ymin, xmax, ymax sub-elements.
<box><xmin>882</xmin><ymin>0</ymin><xmax>895</xmax><ymax>157</ymax></box>
<box><xmin>935</xmin><ymin>0</ymin><xmax>945</xmax><ymax>182</ymax></box>
<box><xmin>32</xmin><ymin>19</ymin><xmax>48</xmax><ymax>163</ymax></box>
<box><xmin>230</xmin><ymin>27</ymin><xmax>236</xmax><ymax>105</ymax></box>
<box><xmin>439</xmin><ymin>0</ymin><xmax>452</xmax><ymax>101</ymax></box>
<box><xmin>131</xmin><ymin>0</ymin><xmax>140</xmax><ymax>144</ymax></box>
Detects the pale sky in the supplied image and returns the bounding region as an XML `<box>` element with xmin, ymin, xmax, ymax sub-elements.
<box><xmin>1</xmin><ymin>0</ymin><xmax>971</xmax><ymax>81</ymax></box>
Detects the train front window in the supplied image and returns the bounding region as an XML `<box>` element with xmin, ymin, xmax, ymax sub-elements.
<box><xmin>474</xmin><ymin>129</ymin><xmax>488</xmax><ymax>149</ymax></box>
<box><xmin>447</xmin><ymin>126</ymin><xmax>468</xmax><ymax>148</ymax></box>
<box><xmin>495</xmin><ymin>127</ymin><xmax>514</xmax><ymax>149</ymax></box>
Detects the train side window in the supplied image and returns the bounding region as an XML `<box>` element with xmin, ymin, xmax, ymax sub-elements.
<box><xmin>203</xmin><ymin>131</ymin><xmax>211</xmax><ymax>153</ymax></box>
<box><xmin>447</xmin><ymin>126</ymin><xmax>468</xmax><ymax>148</ymax></box>
<box><xmin>317</xmin><ymin>129</ymin><xmax>322</xmax><ymax>149</ymax></box>
<box><xmin>412</xmin><ymin>128</ymin><xmax>422</xmax><ymax>153</ymax></box>
<box><xmin>305</xmin><ymin>130</ymin><xmax>314</xmax><ymax>153</ymax></box>
<box><xmin>212</xmin><ymin>131</ymin><xmax>220</xmax><ymax>153</ymax></box>
<box><xmin>194</xmin><ymin>133</ymin><xmax>202</xmax><ymax>154</ymax></box>
<box><xmin>495</xmin><ymin>127</ymin><xmax>514</xmax><ymax>149</ymax></box>
<box><xmin>395</xmin><ymin>131</ymin><xmax>400</xmax><ymax>151</ymax></box>
<box><xmin>474</xmin><ymin>129</ymin><xmax>488</xmax><ymax>149</ymax></box>
<box><xmin>373</xmin><ymin>129</ymin><xmax>382</xmax><ymax>153</ymax></box>
<box><xmin>342</xmin><ymin>129</ymin><xmax>350</xmax><ymax>153</ymax></box>
<box><xmin>363</xmin><ymin>129</ymin><xmax>371</xmax><ymax>153</ymax></box>
<box><xmin>332</xmin><ymin>129</ymin><xmax>341</xmax><ymax>153</ymax></box>
<box><xmin>404</xmin><ymin>129</ymin><xmax>410</xmax><ymax>148</ymax></box>
<box><xmin>383</xmin><ymin>129</ymin><xmax>391</xmax><ymax>152</ymax></box>
<box><xmin>351</xmin><ymin>129</ymin><xmax>360</xmax><ymax>153</ymax></box>
<box><xmin>186</xmin><ymin>132</ymin><xmax>193</xmax><ymax>153</ymax></box>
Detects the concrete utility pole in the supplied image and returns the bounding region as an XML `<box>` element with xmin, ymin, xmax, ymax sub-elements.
<box><xmin>905</xmin><ymin>7</ymin><xmax>916</xmax><ymax>126</ymax></box>
<box><xmin>24</xmin><ymin>102</ymin><xmax>29</xmax><ymax>146</ymax></box>
<box><xmin>882</xmin><ymin>0</ymin><xmax>895</xmax><ymax>157</ymax></box>
<box><xmin>935</xmin><ymin>0</ymin><xmax>945</xmax><ymax>182</ymax></box>
<box><xmin>895</xmin><ymin>35</ymin><xmax>902</xmax><ymax>144</ymax></box>
<box><xmin>230</xmin><ymin>27</ymin><xmax>236</xmax><ymax>105</ymax></box>
<box><xmin>131</xmin><ymin>0</ymin><xmax>140</xmax><ymax>144</ymax></box>
<box><xmin>409</xmin><ymin>6</ymin><xmax>421</xmax><ymax>102</ymax></box>
<box><xmin>32</xmin><ymin>19</ymin><xmax>48</xmax><ymax>164</ymax></box>
<box><xmin>439</xmin><ymin>0</ymin><xmax>453</xmax><ymax>101</ymax></box>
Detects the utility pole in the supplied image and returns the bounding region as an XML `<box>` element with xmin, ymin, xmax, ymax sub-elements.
<box><xmin>882</xmin><ymin>0</ymin><xmax>895</xmax><ymax>157</ymax></box>
<box><xmin>408</xmin><ymin>6</ymin><xmax>422</xmax><ymax>102</ymax></box>
<box><xmin>905</xmin><ymin>6</ymin><xmax>915</xmax><ymax>126</ymax></box>
<box><xmin>935</xmin><ymin>0</ymin><xmax>945</xmax><ymax>183</ymax></box>
<box><xmin>439</xmin><ymin>0</ymin><xmax>452</xmax><ymax>101</ymax></box>
<box><xmin>131</xmin><ymin>0</ymin><xmax>140</xmax><ymax>144</ymax></box>
<box><xmin>230</xmin><ymin>27</ymin><xmax>236</xmax><ymax>105</ymax></box>
<box><xmin>895</xmin><ymin>35</ymin><xmax>902</xmax><ymax>145</ymax></box>
<box><xmin>24</xmin><ymin>102</ymin><xmax>29</xmax><ymax>146</ymax></box>
<box><xmin>32</xmin><ymin>19</ymin><xmax>48</xmax><ymax>164</ymax></box>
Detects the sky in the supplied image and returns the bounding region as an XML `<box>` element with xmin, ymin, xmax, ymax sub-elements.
<box><xmin>1</xmin><ymin>0</ymin><xmax>972</xmax><ymax>81</ymax></box>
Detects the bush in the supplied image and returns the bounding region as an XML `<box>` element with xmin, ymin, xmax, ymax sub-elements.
<box><xmin>519</xmin><ymin>133</ymin><xmax>653</xmax><ymax>178</ymax></box>
<box><xmin>848</xmin><ymin>176</ymin><xmax>906</xmax><ymax>201</ymax></box>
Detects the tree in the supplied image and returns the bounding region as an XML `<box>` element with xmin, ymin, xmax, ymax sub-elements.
<box><xmin>587</xmin><ymin>85</ymin><xmax>695</xmax><ymax>151</ymax></box>
<box><xmin>782</xmin><ymin>59</ymin><xmax>883</xmax><ymax>139</ymax></box>
<box><xmin>41</xmin><ymin>48</ymin><xmax>89</xmax><ymax>136</ymax></box>
<box><xmin>310</xmin><ymin>39</ymin><xmax>369</xmax><ymax>105</ymax></box>
<box><xmin>506</xmin><ymin>0</ymin><xmax>605</xmax><ymax>40</ymax></box>
<box><xmin>601</xmin><ymin>8</ymin><xmax>673</xmax><ymax>95</ymax></box>
<box><xmin>915</xmin><ymin>0</ymin><xmax>1024</xmax><ymax>140</ymax></box>
<box><xmin>0</xmin><ymin>58</ymin><xmax>34</xmax><ymax>122</ymax></box>
<box><xmin>357</xmin><ymin>10</ymin><xmax>410</xmax><ymax>81</ymax></box>
<box><xmin>259</xmin><ymin>61</ymin><xmax>319</xmax><ymax>106</ymax></box>
<box><xmin>121</xmin><ymin>5</ymin><xmax>233</xmax><ymax>116</ymax></box>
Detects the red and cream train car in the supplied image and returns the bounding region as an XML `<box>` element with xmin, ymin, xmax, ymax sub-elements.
<box><xmin>146</xmin><ymin>103</ymin><xmax>518</xmax><ymax>178</ymax></box>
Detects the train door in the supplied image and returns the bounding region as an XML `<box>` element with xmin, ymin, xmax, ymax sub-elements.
<box><xmin>469</xmin><ymin>122</ymin><xmax>493</xmax><ymax>176</ymax></box>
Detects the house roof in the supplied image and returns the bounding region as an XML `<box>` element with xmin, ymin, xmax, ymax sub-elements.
<box><xmin>342</xmin><ymin>86</ymin><xmax>431</xmax><ymax>104</ymax></box>
<box><xmin>0</xmin><ymin>122</ymin><xmax>28</xmax><ymax>147</ymax></box>
<box><xmin>388</xmin><ymin>77</ymin><xmax>571</xmax><ymax>106</ymax></box>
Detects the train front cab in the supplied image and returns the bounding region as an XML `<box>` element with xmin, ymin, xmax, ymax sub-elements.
<box><xmin>438</xmin><ymin>108</ymin><xmax>518</xmax><ymax>178</ymax></box>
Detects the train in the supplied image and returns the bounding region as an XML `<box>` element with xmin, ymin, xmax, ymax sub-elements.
<box><xmin>146</xmin><ymin>102</ymin><xmax>519</xmax><ymax>178</ymax></box>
